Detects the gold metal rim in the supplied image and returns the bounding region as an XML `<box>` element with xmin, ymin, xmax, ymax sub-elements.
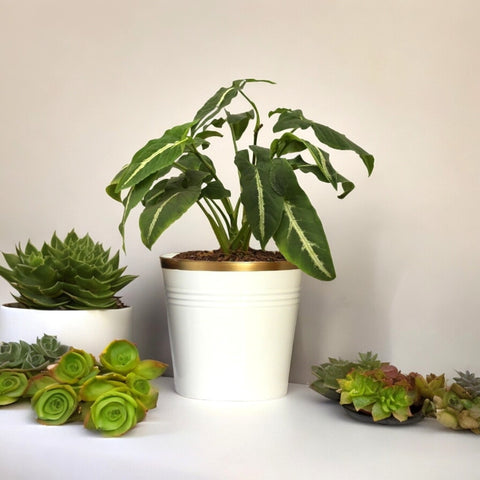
<box><xmin>160</xmin><ymin>256</ymin><xmax>298</xmax><ymax>272</ymax></box>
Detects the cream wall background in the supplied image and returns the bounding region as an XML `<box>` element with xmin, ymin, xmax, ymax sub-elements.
<box><xmin>0</xmin><ymin>0</ymin><xmax>479</xmax><ymax>383</ymax></box>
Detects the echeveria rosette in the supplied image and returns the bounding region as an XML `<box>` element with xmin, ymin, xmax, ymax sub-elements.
<box><xmin>0</xmin><ymin>371</ymin><xmax>29</xmax><ymax>405</ymax></box>
<box><xmin>31</xmin><ymin>384</ymin><xmax>79</xmax><ymax>425</ymax></box>
<box><xmin>0</xmin><ymin>335</ymin><xmax>69</xmax><ymax>371</ymax></box>
<box><xmin>0</xmin><ymin>341</ymin><xmax>30</xmax><ymax>369</ymax></box>
<box><xmin>84</xmin><ymin>388</ymin><xmax>146</xmax><ymax>437</ymax></box>
<box><xmin>339</xmin><ymin>370</ymin><xmax>414</xmax><ymax>422</ymax></box>
<box><xmin>49</xmin><ymin>348</ymin><xmax>98</xmax><ymax>385</ymax></box>
<box><xmin>372</xmin><ymin>385</ymin><xmax>413</xmax><ymax>422</ymax></box>
<box><xmin>338</xmin><ymin>370</ymin><xmax>381</xmax><ymax>411</ymax></box>
<box><xmin>32</xmin><ymin>335</ymin><xmax>69</xmax><ymax>360</ymax></box>
<box><xmin>99</xmin><ymin>340</ymin><xmax>140</xmax><ymax>375</ymax></box>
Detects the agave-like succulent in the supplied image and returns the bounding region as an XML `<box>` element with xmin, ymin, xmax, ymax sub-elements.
<box><xmin>0</xmin><ymin>230</ymin><xmax>136</xmax><ymax>309</ymax></box>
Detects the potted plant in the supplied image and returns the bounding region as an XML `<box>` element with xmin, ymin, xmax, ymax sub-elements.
<box><xmin>107</xmin><ymin>78</ymin><xmax>375</xmax><ymax>400</ymax></box>
<box><xmin>0</xmin><ymin>230</ymin><xmax>137</xmax><ymax>355</ymax></box>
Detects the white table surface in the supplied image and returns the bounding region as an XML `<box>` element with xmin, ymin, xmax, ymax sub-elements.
<box><xmin>0</xmin><ymin>377</ymin><xmax>477</xmax><ymax>480</ymax></box>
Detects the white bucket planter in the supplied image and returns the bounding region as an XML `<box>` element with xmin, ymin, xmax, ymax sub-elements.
<box><xmin>0</xmin><ymin>304</ymin><xmax>133</xmax><ymax>357</ymax></box>
<box><xmin>161</xmin><ymin>254</ymin><xmax>301</xmax><ymax>401</ymax></box>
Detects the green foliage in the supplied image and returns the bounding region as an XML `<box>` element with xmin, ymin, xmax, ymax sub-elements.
<box><xmin>0</xmin><ymin>338</ymin><xmax>167</xmax><ymax>437</ymax></box>
<box><xmin>107</xmin><ymin>79</ymin><xmax>375</xmax><ymax>281</ymax></box>
<box><xmin>0</xmin><ymin>230</ymin><xmax>137</xmax><ymax>310</ymax></box>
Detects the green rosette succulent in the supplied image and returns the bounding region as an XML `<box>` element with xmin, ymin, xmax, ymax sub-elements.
<box><xmin>84</xmin><ymin>388</ymin><xmax>146</xmax><ymax>437</ymax></box>
<box><xmin>99</xmin><ymin>339</ymin><xmax>140</xmax><ymax>375</ymax></box>
<box><xmin>0</xmin><ymin>335</ymin><xmax>69</xmax><ymax>372</ymax></box>
<box><xmin>49</xmin><ymin>348</ymin><xmax>98</xmax><ymax>384</ymax></box>
<box><xmin>338</xmin><ymin>369</ymin><xmax>415</xmax><ymax>422</ymax></box>
<box><xmin>126</xmin><ymin>372</ymin><xmax>159</xmax><ymax>410</ymax></box>
<box><xmin>0</xmin><ymin>230</ymin><xmax>136</xmax><ymax>309</ymax></box>
<box><xmin>31</xmin><ymin>335</ymin><xmax>69</xmax><ymax>359</ymax></box>
<box><xmin>31</xmin><ymin>383</ymin><xmax>79</xmax><ymax>425</ymax></box>
<box><xmin>0</xmin><ymin>371</ymin><xmax>29</xmax><ymax>405</ymax></box>
<box><xmin>0</xmin><ymin>340</ymin><xmax>30</xmax><ymax>369</ymax></box>
<box><xmin>311</xmin><ymin>352</ymin><xmax>383</xmax><ymax>402</ymax></box>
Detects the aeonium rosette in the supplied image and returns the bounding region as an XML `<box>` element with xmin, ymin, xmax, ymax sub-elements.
<box><xmin>84</xmin><ymin>387</ymin><xmax>146</xmax><ymax>437</ymax></box>
<box><xmin>49</xmin><ymin>348</ymin><xmax>98</xmax><ymax>384</ymax></box>
<box><xmin>31</xmin><ymin>383</ymin><xmax>79</xmax><ymax>425</ymax></box>
<box><xmin>126</xmin><ymin>372</ymin><xmax>159</xmax><ymax>409</ymax></box>
<box><xmin>0</xmin><ymin>371</ymin><xmax>29</xmax><ymax>405</ymax></box>
<box><xmin>99</xmin><ymin>340</ymin><xmax>140</xmax><ymax>374</ymax></box>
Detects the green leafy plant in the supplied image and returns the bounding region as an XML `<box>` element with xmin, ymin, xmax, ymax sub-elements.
<box><xmin>107</xmin><ymin>78</ymin><xmax>375</xmax><ymax>280</ymax></box>
<box><xmin>0</xmin><ymin>230</ymin><xmax>137</xmax><ymax>309</ymax></box>
<box><xmin>4</xmin><ymin>338</ymin><xmax>168</xmax><ymax>437</ymax></box>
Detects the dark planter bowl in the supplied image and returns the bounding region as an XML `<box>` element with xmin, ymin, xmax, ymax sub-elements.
<box><xmin>341</xmin><ymin>403</ymin><xmax>425</xmax><ymax>426</ymax></box>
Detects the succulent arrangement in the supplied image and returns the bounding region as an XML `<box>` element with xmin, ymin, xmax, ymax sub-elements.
<box><xmin>421</xmin><ymin>371</ymin><xmax>480</xmax><ymax>434</ymax></box>
<box><xmin>107</xmin><ymin>78</ymin><xmax>374</xmax><ymax>281</ymax></box>
<box><xmin>0</xmin><ymin>230</ymin><xmax>136</xmax><ymax>309</ymax></box>
<box><xmin>311</xmin><ymin>353</ymin><xmax>480</xmax><ymax>433</ymax></box>
<box><xmin>0</xmin><ymin>335</ymin><xmax>167</xmax><ymax>436</ymax></box>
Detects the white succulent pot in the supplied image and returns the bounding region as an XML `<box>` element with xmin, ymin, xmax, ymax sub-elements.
<box><xmin>161</xmin><ymin>253</ymin><xmax>302</xmax><ymax>401</ymax></box>
<box><xmin>0</xmin><ymin>304</ymin><xmax>133</xmax><ymax>357</ymax></box>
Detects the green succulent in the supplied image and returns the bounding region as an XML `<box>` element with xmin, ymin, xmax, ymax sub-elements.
<box><xmin>0</xmin><ymin>335</ymin><xmax>68</xmax><ymax>371</ymax></box>
<box><xmin>338</xmin><ymin>369</ymin><xmax>415</xmax><ymax>422</ymax></box>
<box><xmin>0</xmin><ymin>230</ymin><xmax>136</xmax><ymax>309</ymax></box>
<box><xmin>424</xmin><ymin>370</ymin><xmax>480</xmax><ymax>434</ymax></box>
<box><xmin>453</xmin><ymin>370</ymin><xmax>480</xmax><ymax>398</ymax></box>
<box><xmin>311</xmin><ymin>357</ymin><xmax>355</xmax><ymax>401</ymax></box>
<box><xmin>21</xmin><ymin>339</ymin><xmax>167</xmax><ymax>436</ymax></box>
<box><xmin>310</xmin><ymin>351</ymin><xmax>383</xmax><ymax>401</ymax></box>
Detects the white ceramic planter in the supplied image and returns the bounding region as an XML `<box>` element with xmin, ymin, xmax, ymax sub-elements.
<box><xmin>161</xmin><ymin>254</ymin><xmax>301</xmax><ymax>401</ymax></box>
<box><xmin>0</xmin><ymin>304</ymin><xmax>133</xmax><ymax>357</ymax></box>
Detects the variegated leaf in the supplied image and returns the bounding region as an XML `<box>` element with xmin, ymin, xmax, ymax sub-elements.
<box><xmin>234</xmin><ymin>147</ymin><xmax>283</xmax><ymax>249</ymax></box>
<box><xmin>273</xmin><ymin>132</ymin><xmax>337</xmax><ymax>189</ymax></box>
<box><xmin>271</xmin><ymin>159</ymin><xmax>335</xmax><ymax>281</ymax></box>
<box><xmin>270</xmin><ymin>108</ymin><xmax>374</xmax><ymax>176</ymax></box>
<box><xmin>117</xmin><ymin>122</ymin><xmax>193</xmax><ymax>191</ymax></box>
<box><xmin>192</xmin><ymin>79</ymin><xmax>274</xmax><ymax>134</ymax></box>
<box><xmin>138</xmin><ymin>181</ymin><xmax>202</xmax><ymax>249</ymax></box>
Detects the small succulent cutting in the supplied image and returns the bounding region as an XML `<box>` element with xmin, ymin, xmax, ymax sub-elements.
<box><xmin>310</xmin><ymin>351</ymin><xmax>382</xmax><ymax>401</ymax></box>
<box><xmin>422</xmin><ymin>370</ymin><xmax>480</xmax><ymax>434</ymax></box>
<box><xmin>24</xmin><ymin>339</ymin><xmax>167</xmax><ymax>436</ymax></box>
<box><xmin>0</xmin><ymin>230</ymin><xmax>137</xmax><ymax>309</ymax></box>
<box><xmin>0</xmin><ymin>335</ymin><xmax>69</xmax><ymax>405</ymax></box>
<box><xmin>337</xmin><ymin>364</ymin><xmax>420</xmax><ymax>422</ymax></box>
<box><xmin>311</xmin><ymin>352</ymin><xmax>423</xmax><ymax>423</ymax></box>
